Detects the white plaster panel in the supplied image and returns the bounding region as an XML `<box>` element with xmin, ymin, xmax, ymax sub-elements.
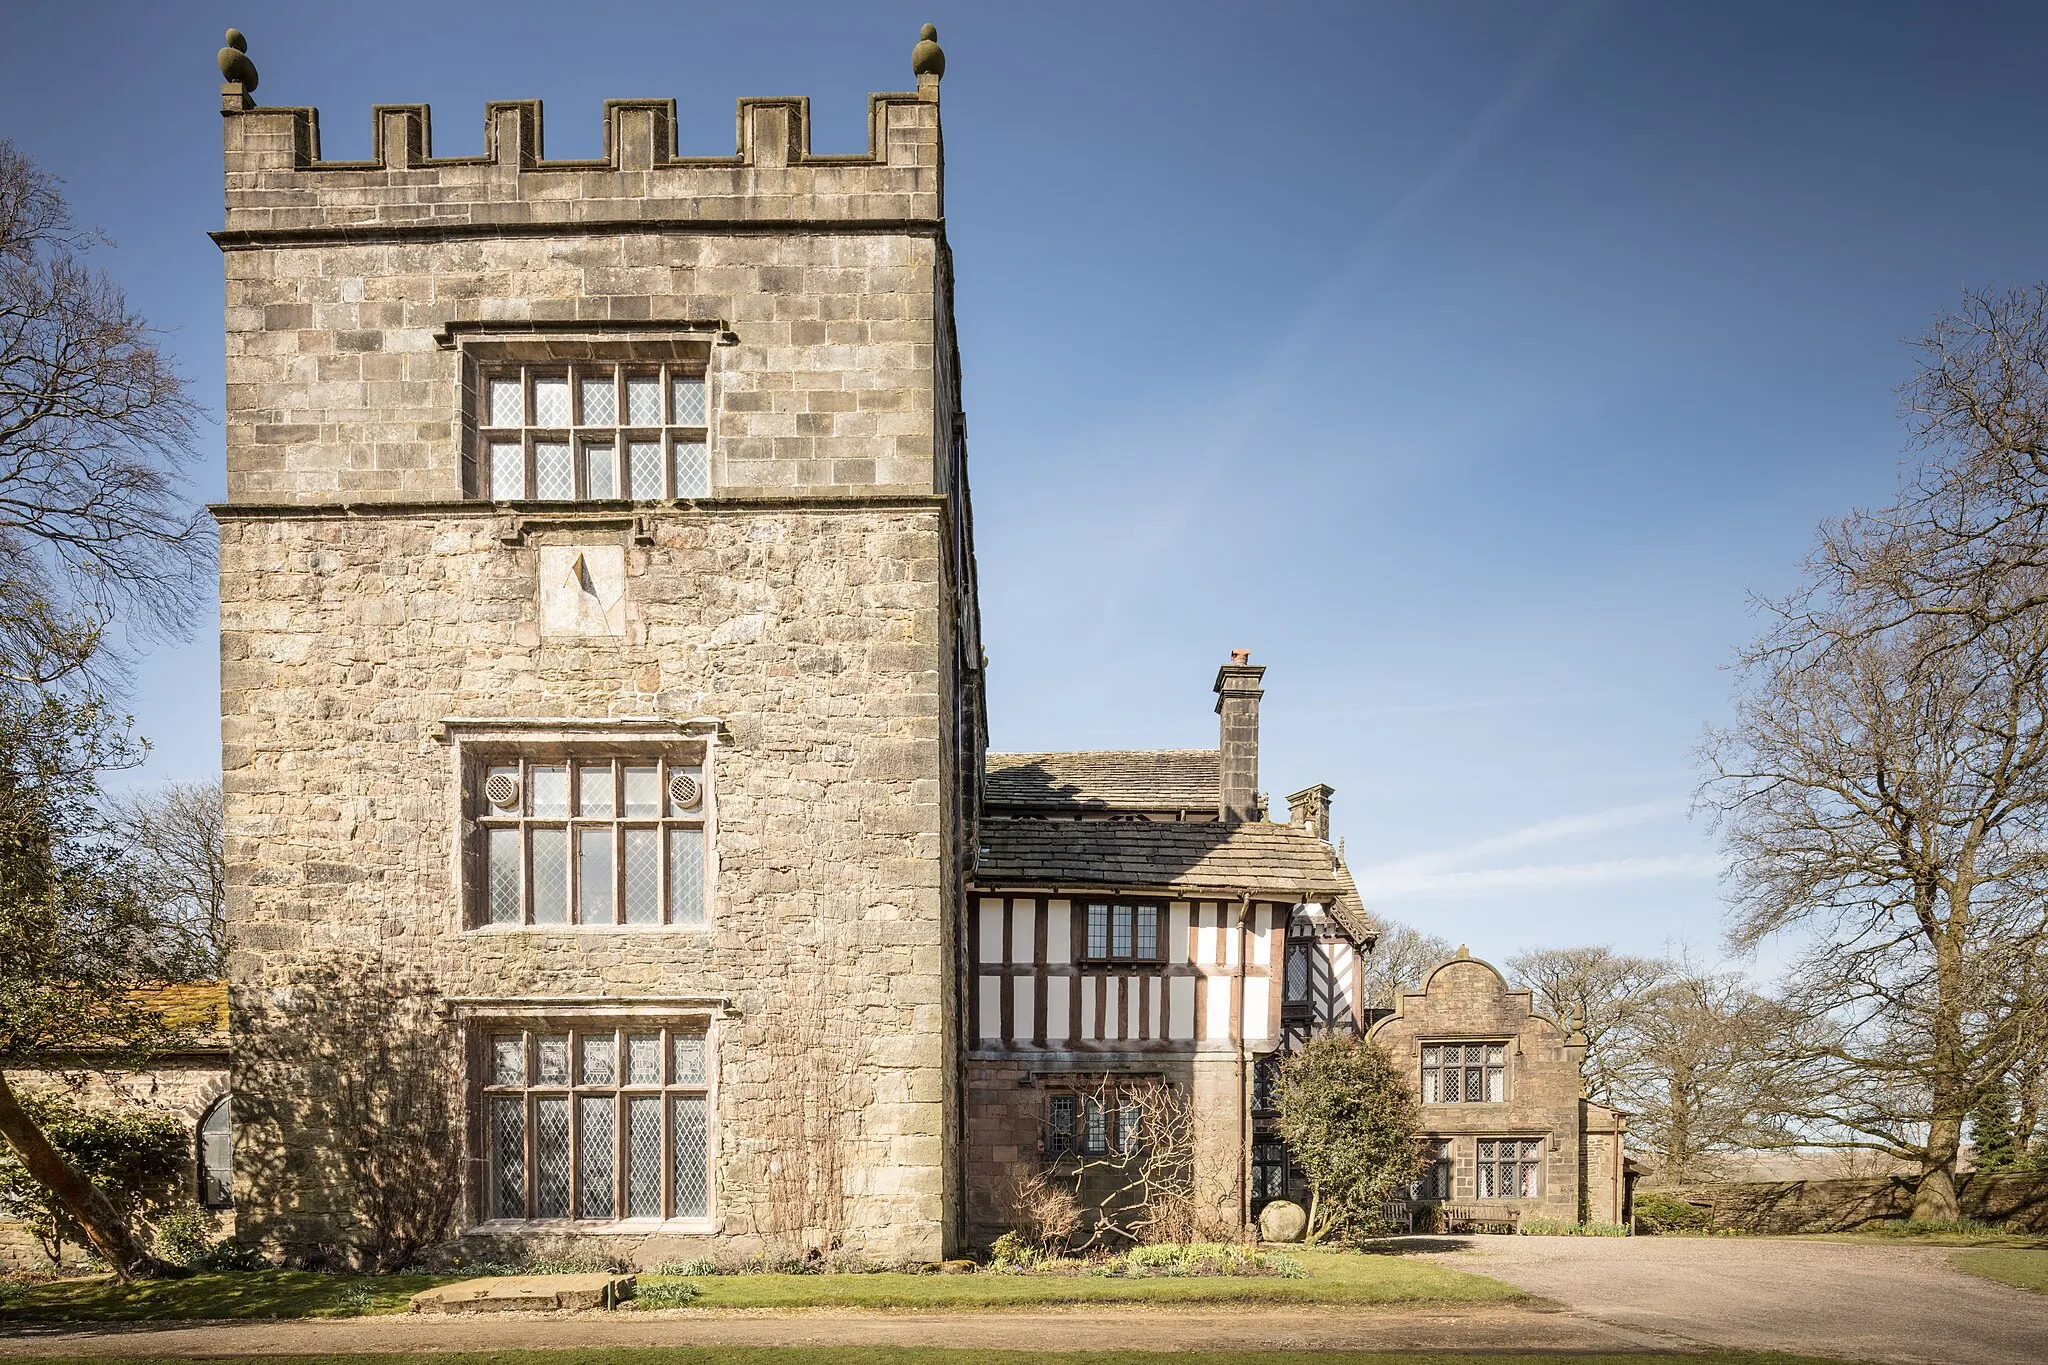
<box><xmin>1168</xmin><ymin>976</ymin><xmax>1196</xmax><ymax>1041</ymax></box>
<box><xmin>1168</xmin><ymin>902</ymin><xmax>1190</xmax><ymax>964</ymax></box>
<box><xmin>1251</xmin><ymin>904</ymin><xmax>1273</xmax><ymax>965</ymax></box>
<box><xmin>1204</xmin><ymin>975</ymin><xmax>1231</xmax><ymax>1041</ymax></box>
<box><xmin>1011</xmin><ymin>905</ymin><xmax>1034</xmax><ymax>966</ymax></box>
<box><xmin>1244</xmin><ymin>977</ymin><xmax>1270</xmax><ymax>1041</ymax></box>
<box><xmin>1046</xmin><ymin>900</ymin><xmax>1071</xmax><ymax>964</ymax></box>
<box><xmin>1013</xmin><ymin>978</ymin><xmax>1033</xmax><ymax>1043</ymax></box>
<box><xmin>1106</xmin><ymin>978</ymin><xmax>1123</xmax><ymax>1041</ymax></box>
<box><xmin>1045</xmin><ymin>976</ymin><xmax>1069</xmax><ymax>1044</ymax></box>
<box><xmin>1147</xmin><ymin>977</ymin><xmax>1163</xmax><ymax>1040</ymax></box>
<box><xmin>1195</xmin><ymin>904</ymin><xmax>1217</xmax><ymax>965</ymax></box>
<box><xmin>977</xmin><ymin>903</ymin><xmax>1004</xmax><ymax>964</ymax></box>
<box><xmin>976</xmin><ymin>973</ymin><xmax>1002</xmax><ymax>1043</ymax></box>
<box><xmin>1081</xmin><ymin>974</ymin><xmax>1097</xmax><ymax>1040</ymax></box>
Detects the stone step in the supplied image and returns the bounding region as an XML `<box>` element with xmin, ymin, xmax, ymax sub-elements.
<box><xmin>409</xmin><ymin>1273</ymin><xmax>635</xmax><ymax>1314</ymax></box>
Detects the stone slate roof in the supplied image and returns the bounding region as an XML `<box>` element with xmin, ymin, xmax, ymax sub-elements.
<box><xmin>984</xmin><ymin>749</ymin><xmax>1219</xmax><ymax>812</ymax></box>
<box><xmin>976</xmin><ymin>817</ymin><xmax>1374</xmax><ymax>943</ymax></box>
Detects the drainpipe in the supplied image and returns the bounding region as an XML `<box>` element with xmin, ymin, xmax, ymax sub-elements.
<box><xmin>1235</xmin><ymin>889</ymin><xmax>1253</xmax><ymax>1238</ymax></box>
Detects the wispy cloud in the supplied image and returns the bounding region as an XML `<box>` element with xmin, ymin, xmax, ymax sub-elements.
<box><xmin>1356</xmin><ymin>854</ymin><xmax>1721</xmax><ymax>901</ymax></box>
<box><xmin>1349</xmin><ymin>796</ymin><xmax>1718</xmax><ymax>901</ymax></box>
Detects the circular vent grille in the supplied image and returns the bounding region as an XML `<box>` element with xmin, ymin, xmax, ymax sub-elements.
<box><xmin>668</xmin><ymin>772</ymin><xmax>701</xmax><ymax>810</ymax></box>
<box><xmin>484</xmin><ymin>772</ymin><xmax>521</xmax><ymax>810</ymax></box>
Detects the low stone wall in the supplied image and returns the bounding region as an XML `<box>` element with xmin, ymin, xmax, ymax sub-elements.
<box><xmin>1664</xmin><ymin>1170</ymin><xmax>2048</xmax><ymax>1233</ymax></box>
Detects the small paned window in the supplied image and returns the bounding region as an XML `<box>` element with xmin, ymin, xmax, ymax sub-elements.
<box><xmin>198</xmin><ymin>1098</ymin><xmax>233</xmax><ymax>1209</ymax></box>
<box><xmin>1252</xmin><ymin>1141</ymin><xmax>1288</xmax><ymax>1206</ymax></box>
<box><xmin>1081</xmin><ymin>903</ymin><xmax>1163</xmax><ymax>963</ymax></box>
<box><xmin>1284</xmin><ymin>940</ymin><xmax>1311</xmax><ymax>1003</ymax></box>
<box><xmin>484</xmin><ymin>1023</ymin><xmax>712</xmax><ymax>1222</ymax></box>
<box><xmin>475</xmin><ymin>362</ymin><xmax>710</xmax><ymax>501</ymax></box>
<box><xmin>1047</xmin><ymin>1094</ymin><xmax>1077</xmax><ymax>1158</ymax></box>
<box><xmin>1047</xmin><ymin>1094</ymin><xmax>1141</xmax><ymax>1159</ymax></box>
<box><xmin>1476</xmin><ymin>1137</ymin><xmax>1543</xmax><ymax>1198</ymax></box>
<box><xmin>474</xmin><ymin>756</ymin><xmax>708</xmax><ymax>928</ymax></box>
<box><xmin>1420</xmin><ymin>1041</ymin><xmax>1507</xmax><ymax>1103</ymax></box>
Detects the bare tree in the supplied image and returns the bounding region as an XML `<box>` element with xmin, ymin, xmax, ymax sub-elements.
<box><xmin>105</xmin><ymin>779</ymin><xmax>224</xmax><ymax>974</ymax></box>
<box><xmin>1361</xmin><ymin>918</ymin><xmax>1456</xmax><ymax>1011</ymax></box>
<box><xmin>0</xmin><ymin>139</ymin><xmax>209</xmax><ymax>689</ymax></box>
<box><xmin>1704</xmin><ymin>604</ymin><xmax>2048</xmax><ymax>1219</ymax></box>
<box><xmin>1506</xmin><ymin>945</ymin><xmax>1671</xmax><ymax>1105</ymax></box>
<box><xmin>1032</xmin><ymin>1075</ymin><xmax>1208</xmax><ymax>1248</ymax></box>
<box><xmin>1605</xmin><ymin>963</ymin><xmax>1807</xmax><ymax>1183</ymax></box>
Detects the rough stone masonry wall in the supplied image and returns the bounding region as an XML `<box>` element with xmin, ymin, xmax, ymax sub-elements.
<box><xmin>221</xmin><ymin>507</ymin><xmax>951</xmax><ymax>1262</ymax></box>
<box><xmin>1368</xmin><ymin>957</ymin><xmax>1587</xmax><ymax>1223</ymax></box>
<box><xmin>219</xmin><ymin>82</ymin><xmax>966</xmax><ymax>1265</ymax></box>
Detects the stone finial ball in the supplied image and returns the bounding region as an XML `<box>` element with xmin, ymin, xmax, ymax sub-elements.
<box><xmin>1258</xmin><ymin>1199</ymin><xmax>1309</xmax><ymax>1243</ymax></box>
<box><xmin>218</xmin><ymin>28</ymin><xmax>259</xmax><ymax>90</ymax></box>
<box><xmin>912</xmin><ymin>23</ymin><xmax>945</xmax><ymax>79</ymax></box>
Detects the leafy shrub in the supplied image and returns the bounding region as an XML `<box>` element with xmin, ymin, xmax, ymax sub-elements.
<box><xmin>1102</xmin><ymin>1242</ymin><xmax>1304</xmax><ymax>1278</ymax></box>
<box><xmin>1274</xmin><ymin>1037</ymin><xmax>1423</xmax><ymax>1245</ymax></box>
<box><xmin>150</xmin><ymin>1205</ymin><xmax>219</xmax><ymax>1266</ymax></box>
<box><xmin>988</xmin><ymin>1231</ymin><xmax>1037</xmax><ymax>1269</ymax></box>
<box><xmin>0</xmin><ymin>1093</ymin><xmax>184</xmax><ymax>1266</ymax></box>
<box><xmin>190</xmin><ymin>1238</ymin><xmax>270</xmax><ymax>1272</ymax></box>
<box><xmin>651</xmin><ymin>1257</ymin><xmax>717</xmax><ymax>1276</ymax></box>
<box><xmin>1520</xmin><ymin>1218</ymin><xmax>1628</xmax><ymax>1237</ymax></box>
<box><xmin>1632</xmin><ymin>1190</ymin><xmax>1715</xmax><ymax>1235</ymax></box>
<box><xmin>634</xmin><ymin>1279</ymin><xmax>701</xmax><ymax>1308</ymax></box>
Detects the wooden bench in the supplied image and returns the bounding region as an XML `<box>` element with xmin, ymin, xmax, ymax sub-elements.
<box><xmin>1432</xmin><ymin>1204</ymin><xmax>1520</xmax><ymax>1234</ymax></box>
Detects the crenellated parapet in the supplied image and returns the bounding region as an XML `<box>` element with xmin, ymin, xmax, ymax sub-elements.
<box><xmin>219</xmin><ymin>38</ymin><xmax>943</xmax><ymax>241</ymax></box>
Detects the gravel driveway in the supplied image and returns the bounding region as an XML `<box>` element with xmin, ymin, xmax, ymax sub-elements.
<box><xmin>1434</xmin><ymin>1234</ymin><xmax>2048</xmax><ymax>1365</ymax></box>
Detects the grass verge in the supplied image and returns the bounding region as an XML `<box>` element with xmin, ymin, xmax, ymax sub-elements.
<box><xmin>0</xmin><ymin>1352</ymin><xmax>1891</xmax><ymax>1365</ymax></box>
<box><xmin>0</xmin><ymin>1250</ymin><xmax>1510</xmax><ymax>1321</ymax></box>
<box><xmin>1952</xmin><ymin>1247</ymin><xmax>2048</xmax><ymax>1292</ymax></box>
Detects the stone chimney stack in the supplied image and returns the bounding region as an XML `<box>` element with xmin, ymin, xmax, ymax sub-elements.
<box><xmin>1214</xmin><ymin>649</ymin><xmax>1265</xmax><ymax>824</ymax></box>
<box><xmin>1288</xmin><ymin>784</ymin><xmax>1334</xmax><ymax>842</ymax></box>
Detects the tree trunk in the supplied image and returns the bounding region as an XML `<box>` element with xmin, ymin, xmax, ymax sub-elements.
<box><xmin>1914</xmin><ymin>1116</ymin><xmax>1963</xmax><ymax>1222</ymax></box>
<box><xmin>0</xmin><ymin>1071</ymin><xmax>166</xmax><ymax>1279</ymax></box>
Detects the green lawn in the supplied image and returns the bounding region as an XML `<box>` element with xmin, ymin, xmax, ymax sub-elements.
<box><xmin>0</xmin><ymin>1353</ymin><xmax>1891</xmax><ymax>1365</ymax></box>
<box><xmin>1953</xmin><ymin>1247</ymin><xmax>2048</xmax><ymax>1293</ymax></box>
<box><xmin>0</xmin><ymin>1270</ymin><xmax>451</xmax><ymax>1321</ymax></box>
<box><xmin>0</xmin><ymin>1250</ymin><xmax>1509</xmax><ymax>1321</ymax></box>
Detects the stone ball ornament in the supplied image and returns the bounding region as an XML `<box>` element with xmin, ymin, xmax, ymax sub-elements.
<box><xmin>218</xmin><ymin>28</ymin><xmax>259</xmax><ymax>90</ymax></box>
<box><xmin>911</xmin><ymin>23</ymin><xmax>945</xmax><ymax>80</ymax></box>
<box><xmin>1257</xmin><ymin>1199</ymin><xmax>1308</xmax><ymax>1243</ymax></box>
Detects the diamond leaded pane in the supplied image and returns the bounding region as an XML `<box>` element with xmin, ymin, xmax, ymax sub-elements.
<box><xmin>535</xmin><ymin>442</ymin><xmax>573</xmax><ymax>500</ymax></box>
<box><xmin>536</xmin><ymin>1034</ymin><xmax>570</xmax><ymax>1085</ymax></box>
<box><xmin>577</xmin><ymin>829</ymin><xmax>613</xmax><ymax>924</ymax></box>
<box><xmin>672</xmin><ymin>441</ymin><xmax>708</xmax><ymax>499</ymax></box>
<box><xmin>533</xmin><ymin>377</ymin><xmax>571</xmax><ymax>427</ymax></box>
<box><xmin>491</xmin><ymin>1096</ymin><xmax>525</xmax><ymax>1218</ymax></box>
<box><xmin>628</xmin><ymin>442</ymin><xmax>663</xmax><ymax>499</ymax></box>
<box><xmin>577</xmin><ymin>1095</ymin><xmax>616</xmax><ymax>1219</ymax></box>
<box><xmin>627</xmin><ymin>1095</ymin><xmax>662</xmax><ymax>1217</ymax></box>
<box><xmin>488</xmin><ymin>378</ymin><xmax>523</xmax><ymax>427</ymax></box>
<box><xmin>579</xmin><ymin>1033</ymin><xmax>616</xmax><ymax>1085</ymax></box>
<box><xmin>673</xmin><ymin>1095</ymin><xmax>707</xmax><ymax>1218</ymax></box>
<box><xmin>580</xmin><ymin>375</ymin><xmax>616</xmax><ymax>426</ymax></box>
<box><xmin>492</xmin><ymin>1035</ymin><xmax>525</xmax><ymax>1086</ymax></box>
<box><xmin>623</xmin><ymin>765</ymin><xmax>661</xmax><ymax>817</ymax></box>
<box><xmin>531</xmin><ymin>829</ymin><xmax>568</xmax><ymax>924</ymax></box>
<box><xmin>489</xmin><ymin>442</ymin><xmax>525</xmax><ymax>500</ymax></box>
<box><xmin>534</xmin><ymin>1097</ymin><xmax>570</xmax><ymax>1217</ymax></box>
<box><xmin>668</xmin><ymin>827</ymin><xmax>704</xmax><ymax>925</ymax></box>
<box><xmin>487</xmin><ymin>828</ymin><xmax>521</xmax><ymax>924</ymax></box>
<box><xmin>581</xmin><ymin>443</ymin><xmax>617</xmax><ymax>499</ymax></box>
<box><xmin>672</xmin><ymin>1033</ymin><xmax>706</xmax><ymax>1085</ymax></box>
<box><xmin>626</xmin><ymin>1033</ymin><xmax>661</xmax><ymax>1085</ymax></box>
<box><xmin>531</xmin><ymin>765</ymin><xmax>568</xmax><ymax>817</ymax></box>
<box><xmin>623</xmin><ymin>828</ymin><xmax>661</xmax><ymax>925</ymax></box>
<box><xmin>626</xmin><ymin>374</ymin><xmax>662</xmax><ymax>425</ymax></box>
<box><xmin>671</xmin><ymin>376</ymin><xmax>707</xmax><ymax>425</ymax></box>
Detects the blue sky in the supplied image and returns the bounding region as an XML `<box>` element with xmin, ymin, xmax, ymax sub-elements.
<box><xmin>5</xmin><ymin>2</ymin><xmax>2046</xmax><ymax>964</ymax></box>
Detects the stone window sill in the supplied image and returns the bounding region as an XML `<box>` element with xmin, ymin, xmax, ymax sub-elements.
<box><xmin>464</xmin><ymin>923</ymin><xmax>713</xmax><ymax>935</ymax></box>
<box><xmin>464</xmin><ymin>1216</ymin><xmax>716</xmax><ymax>1236</ymax></box>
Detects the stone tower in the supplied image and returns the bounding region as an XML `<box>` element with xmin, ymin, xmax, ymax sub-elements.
<box><xmin>214</xmin><ymin>26</ymin><xmax>979</xmax><ymax>1264</ymax></box>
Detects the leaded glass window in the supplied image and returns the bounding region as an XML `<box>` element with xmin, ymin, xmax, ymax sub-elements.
<box><xmin>1476</xmin><ymin>1137</ymin><xmax>1543</xmax><ymax>1198</ymax></box>
<box><xmin>1412</xmin><ymin>1138</ymin><xmax>1453</xmax><ymax>1201</ymax></box>
<box><xmin>474</xmin><ymin>362</ymin><xmax>711</xmax><ymax>501</ymax></box>
<box><xmin>1081</xmin><ymin>902</ymin><xmax>1163</xmax><ymax>962</ymax></box>
<box><xmin>483</xmin><ymin>1023</ymin><xmax>713</xmax><ymax>1223</ymax></box>
<box><xmin>473</xmin><ymin>755</ymin><xmax>710</xmax><ymax>928</ymax></box>
<box><xmin>1420</xmin><ymin>1041</ymin><xmax>1507</xmax><ymax>1104</ymax></box>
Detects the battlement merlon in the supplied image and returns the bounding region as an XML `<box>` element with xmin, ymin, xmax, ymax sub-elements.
<box><xmin>218</xmin><ymin>86</ymin><xmax>943</xmax><ymax>242</ymax></box>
